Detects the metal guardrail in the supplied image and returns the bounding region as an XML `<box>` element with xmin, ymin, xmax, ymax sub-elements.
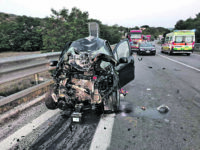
<box><xmin>0</xmin><ymin>52</ymin><xmax>61</xmax><ymax>114</ymax></box>
<box><xmin>0</xmin><ymin>80</ymin><xmax>53</xmax><ymax>114</ymax></box>
<box><xmin>0</xmin><ymin>52</ymin><xmax>60</xmax><ymax>85</ymax></box>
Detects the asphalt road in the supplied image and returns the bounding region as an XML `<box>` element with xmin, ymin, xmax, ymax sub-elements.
<box><xmin>0</xmin><ymin>44</ymin><xmax>200</xmax><ymax>150</ymax></box>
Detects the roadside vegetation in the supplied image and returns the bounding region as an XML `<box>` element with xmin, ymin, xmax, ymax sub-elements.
<box><xmin>0</xmin><ymin>8</ymin><xmax>199</xmax><ymax>52</ymax></box>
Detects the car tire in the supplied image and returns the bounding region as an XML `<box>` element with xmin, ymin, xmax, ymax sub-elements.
<box><xmin>95</xmin><ymin>102</ymin><xmax>104</xmax><ymax>115</ymax></box>
<box><xmin>186</xmin><ymin>53</ymin><xmax>191</xmax><ymax>56</ymax></box>
<box><xmin>108</xmin><ymin>89</ymin><xmax>120</xmax><ymax>112</ymax></box>
<box><xmin>45</xmin><ymin>90</ymin><xmax>57</xmax><ymax>110</ymax></box>
<box><xmin>113</xmin><ymin>89</ymin><xmax>120</xmax><ymax>112</ymax></box>
<box><xmin>169</xmin><ymin>51</ymin><xmax>173</xmax><ymax>55</ymax></box>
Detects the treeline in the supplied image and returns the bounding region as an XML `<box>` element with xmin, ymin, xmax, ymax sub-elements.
<box><xmin>0</xmin><ymin>8</ymin><xmax>126</xmax><ymax>52</ymax></box>
<box><xmin>0</xmin><ymin>7</ymin><xmax>181</xmax><ymax>52</ymax></box>
<box><xmin>174</xmin><ymin>13</ymin><xmax>200</xmax><ymax>42</ymax></box>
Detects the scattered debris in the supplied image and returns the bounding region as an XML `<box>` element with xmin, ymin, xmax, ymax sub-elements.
<box><xmin>176</xmin><ymin>89</ymin><xmax>180</xmax><ymax>94</ymax></box>
<box><xmin>104</xmin><ymin>127</ymin><xmax>106</xmax><ymax>130</ymax></box>
<box><xmin>146</xmin><ymin>88</ymin><xmax>151</xmax><ymax>91</ymax></box>
<box><xmin>148</xmin><ymin>66</ymin><xmax>153</xmax><ymax>69</ymax></box>
<box><xmin>119</xmin><ymin>88</ymin><xmax>128</xmax><ymax>96</ymax></box>
<box><xmin>164</xmin><ymin>119</ymin><xmax>169</xmax><ymax>123</ymax></box>
<box><xmin>138</xmin><ymin>58</ymin><xmax>143</xmax><ymax>61</ymax></box>
<box><xmin>141</xmin><ymin>106</ymin><xmax>146</xmax><ymax>110</ymax></box>
<box><xmin>157</xmin><ymin>104</ymin><xmax>169</xmax><ymax>114</ymax></box>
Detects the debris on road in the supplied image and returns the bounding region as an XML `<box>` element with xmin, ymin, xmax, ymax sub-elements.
<box><xmin>162</xmin><ymin>67</ymin><xmax>166</xmax><ymax>70</ymax></box>
<box><xmin>157</xmin><ymin>104</ymin><xmax>170</xmax><ymax>114</ymax></box>
<box><xmin>148</xmin><ymin>66</ymin><xmax>153</xmax><ymax>69</ymax></box>
<box><xmin>164</xmin><ymin>119</ymin><xmax>170</xmax><ymax>123</ymax></box>
<box><xmin>128</xmin><ymin>128</ymin><xmax>131</xmax><ymax>131</ymax></box>
<box><xmin>141</xmin><ymin>106</ymin><xmax>146</xmax><ymax>110</ymax></box>
<box><xmin>146</xmin><ymin>88</ymin><xmax>151</xmax><ymax>91</ymax></box>
<box><xmin>177</xmin><ymin>89</ymin><xmax>180</xmax><ymax>93</ymax></box>
<box><xmin>104</xmin><ymin>127</ymin><xmax>106</xmax><ymax>130</ymax></box>
<box><xmin>138</xmin><ymin>57</ymin><xmax>143</xmax><ymax>61</ymax></box>
<box><xmin>119</xmin><ymin>88</ymin><xmax>128</xmax><ymax>96</ymax></box>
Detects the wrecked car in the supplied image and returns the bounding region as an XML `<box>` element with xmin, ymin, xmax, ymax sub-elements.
<box><xmin>45</xmin><ymin>36</ymin><xmax>135</xmax><ymax>117</ymax></box>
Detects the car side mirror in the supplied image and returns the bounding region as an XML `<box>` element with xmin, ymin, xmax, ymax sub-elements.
<box><xmin>50</xmin><ymin>60</ymin><xmax>58</xmax><ymax>66</ymax></box>
<box><xmin>119</xmin><ymin>57</ymin><xmax>128</xmax><ymax>63</ymax></box>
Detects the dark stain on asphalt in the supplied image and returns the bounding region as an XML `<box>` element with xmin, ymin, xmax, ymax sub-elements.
<box><xmin>119</xmin><ymin>101</ymin><xmax>169</xmax><ymax>120</ymax></box>
<box><xmin>29</xmin><ymin>110</ymin><xmax>100</xmax><ymax>150</ymax></box>
<box><xmin>162</xmin><ymin>67</ymin><xmax>166</xmax><ymax>70</ymax></box>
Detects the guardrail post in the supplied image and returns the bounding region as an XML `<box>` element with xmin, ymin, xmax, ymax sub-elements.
<box><xmin>35</xmin><ymin>73</ymin><xmax>39</xmax><ymax>85</ymax></box>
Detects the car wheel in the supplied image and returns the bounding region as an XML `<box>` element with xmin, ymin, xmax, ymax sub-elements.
<box><xmin>113</xmin><ymin>89</ymin><xmax>120</xmax><ymax>112</ymax></box>
<box><xmin>45</xmin><ymin>90</ymin><xmax>57</xmax><ymax>110</ymax></box>
<box><xmin>169</xmin><ymin>51</ymin><xmax>173</xmax><ymax>55</ymax></box>
<box><xmin>95</xmin><ymin>102</ymin><xmax>104</xmax><ymax>115</ymax></box>
<box><xmin>186</xmin><ymin>53</ymin><xmax>191</xmax><ymax>56</ymax></box>
<box><xmin>107</xmin><ymin>89</ymin><xmax>120</xmax><ymax>112</ymax></box>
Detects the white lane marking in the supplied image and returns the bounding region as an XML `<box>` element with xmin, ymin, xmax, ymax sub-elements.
<box><xmin>157</xmin><ymin>54</ymin><xmax>200</xmax><ymax>72</ymax></box>
<box><xmin>89</xmin><ymin>114</ymin><xmax>115</xmax><ymax>150</ymax></box>
<box><xmin>0</xmin><ymin>109</ymin><xmax>61</xmax><ymax>150</ymax></box>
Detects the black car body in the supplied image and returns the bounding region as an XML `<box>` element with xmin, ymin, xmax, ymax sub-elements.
<box><xmin>45</xmin><ymin>37</ymin><xmax>135</xmax><ymax>113</ymax></box>
<box><xmin>138</xmin><ymin>42</ymin><xmax>156</xmax><ymax>55</ymax></box>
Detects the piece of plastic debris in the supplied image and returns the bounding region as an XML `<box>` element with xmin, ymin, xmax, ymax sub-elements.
<box><xmin>148</xmin><ymin>66</ymin><xmax>153</xmax><ymax>69</ymax></box>
<box><xmin>157</xmin><ymin>104</ymin><xmax>169</xmax><ymax>114</ymax></box>
<box><xmin>138</xmin><ymin>58</ymin><xmax>143</xmax><ymax>61</ymax></box>
<box><xmin>164</xmin><ymin>119</ymin><xmax>169</xmax><ymax>123</ymax></box>
<box><xmin>104</xmin><ymin>127</ymin><xmax>106</xmax><ymax>130</ymax></box>
<box><xmin>119</xmin><ymin>88</ymin><xmax>128</xmax><ymax>96</ymax></box>
<box><xmin>141</xmin><ymin>106</ymin><xmax>146</xmax><ymax>110</ymax></box>
<box><xmin>146</xmin><ymin>88</ymin><xmax>151</xmax><ymax>91</ymax></box>
<box><xmin>162</xmin><ymin>67</ymin><xmax>166</xmax><ymax>70</ymax></box>
<box><xmin>128</xmin><ymin>128</ymin><xmax>131</xmax><ymax>131</ymax></box>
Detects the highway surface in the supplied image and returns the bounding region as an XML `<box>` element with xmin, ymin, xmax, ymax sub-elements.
<box><xmin>0</xmin><ymin>43</ymin><xmax>200</xmax><ymax>150</ymax></box>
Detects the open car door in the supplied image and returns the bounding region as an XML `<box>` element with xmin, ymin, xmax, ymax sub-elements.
<box><xmin>113</xmin><ymin>39</ymin><xmax>135</xmax><ymax>88</ymax></box>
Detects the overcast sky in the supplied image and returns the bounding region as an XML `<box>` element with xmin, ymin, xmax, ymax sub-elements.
<box><xmin>0</xmin><ymin>0</ymin><xmax>200</xmax><ymax>28</ymax></box>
